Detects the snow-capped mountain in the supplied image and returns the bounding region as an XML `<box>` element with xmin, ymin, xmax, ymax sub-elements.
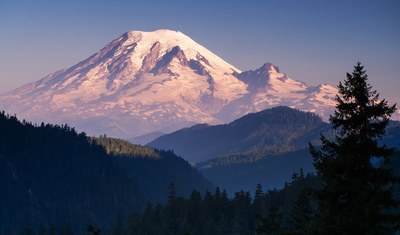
<box><xmin>0</xmin><ymin>29</ymin><xmax>337</xmax><ymax>138</ymax></box>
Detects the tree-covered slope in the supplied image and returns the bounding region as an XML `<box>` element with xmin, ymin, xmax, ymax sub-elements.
<box><xmin>0</xmin><ymin>112</ymin><xmax>139</xmax><ymax>233</ymax></box>
<box><xmin>198</xmin><ymin>149</ymin><xmax>314</xmax><ymax>195</ymax></box>
<box><xmin>0</xmin><ymin>112</ymin><xmax>213</xmax><ymax>233</ymax></box>
<box><xmin>92</xmin><ymin>136</ymin><xmax>214</xmax><ymax>202</ymax></box>
<box><xmin>149</xmin><ymin>106</ymin><xmax>331</xmax><ymax>163</ymax></box>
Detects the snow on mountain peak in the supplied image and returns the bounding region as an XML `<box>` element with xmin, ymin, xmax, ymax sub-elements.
<box><xmin>121</xmin><ymin>29</ymin><xmax>241</xmax><ymax>74</ymax></box>
<box><xmin>0</xmin><ymin>29</ymin><xmax>339</xmax><ymax>138</ymax></box>
<box><xmin>261</xmin><ymin>63</ymin><xmax>280</xmax><ymax>73</ymax></box>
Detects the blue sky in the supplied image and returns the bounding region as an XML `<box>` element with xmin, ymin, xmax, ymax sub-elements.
<box><xmin>0</xmin><ymin>0</ymin><xmax>399</xmax><ymax>104</ymax></box>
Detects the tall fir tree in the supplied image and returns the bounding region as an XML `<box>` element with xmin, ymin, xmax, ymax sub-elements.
<box><xmin>310</xmin><ymin>62</ymin><xmax>399</xmax><ymax>234</ymax></box>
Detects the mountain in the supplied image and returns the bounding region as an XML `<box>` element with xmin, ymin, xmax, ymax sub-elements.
<box><xmin>92</xmin><ymin>136</ymin><xmax>213</xmax><ymax>203</ymax></box>
<box><xmin>127</xmin><ymin>131</ymin><xmax>166</xmax><ymax>145</ymax></box>
<box><xmin>149</xmin><ymin>107</ymin><xmax>400</xmax><ymax>194</ymax></box>
<box><xmin>199</xmin><ymin>148</ymin><xmax>314</xmax><ymax>195</ymax></box>
<box><xmin>0</xmin><ymin>112</ymin><xmax>212</xmax><ymax>233</ymax></box>
<box><xmin>199</xmin><ymin>120</ymin><xmax>400</xmax><ymax>194</ymax></box>
<box><xmin>0</xmin><ymin>29</ymin><xmax>337</xmax><ymax>138</ymax></box>
<box><xmin>149</xmin><ymin>106</ymin><xmax>331</xmax><ymax>163</ymax></box>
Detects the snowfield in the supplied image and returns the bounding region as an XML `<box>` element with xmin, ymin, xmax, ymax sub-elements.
<box><xmin>0</xmin><ymin>29</ymin><xmax>339</xmax><ymax>138</ymax></box>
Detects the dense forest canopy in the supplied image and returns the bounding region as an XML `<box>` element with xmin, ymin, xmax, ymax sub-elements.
<box><xmin>0</xmin><ymin>112</ymin><xmax>212</xmax><ymax>234</ymax></box>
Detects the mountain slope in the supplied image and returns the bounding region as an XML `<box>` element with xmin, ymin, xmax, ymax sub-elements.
<box><xmin>149</xmin><ymin>107</ymin><xmax>399</xmax><ymax>194</ymax></box>
<box><xmin>92</xmin><ymin>136</ymin><xmax>213</xmax><ymax>203</ymax></box>
<box><xmin>0</xmin><ymin>29</ymin><xmax>337</xmax><ymax>138</ymax></box>
<box><xmin>199</xmin><ymin>148</ymin><xmax>314</xmax><ymax>195</ymax></box>
<box><xmin>199</xmin><ymin>121</ymin><xmax>400</xmax><ymax>195</ymax></box>
<box><xmin>0</xmin><ymin>112</ymin><xmax>212</xmax><ymax>233</ymax></box>
<box><xmin>149</xmin><ymin>106</ymin><xmax>331</xmax><ymax>163</ymax></box>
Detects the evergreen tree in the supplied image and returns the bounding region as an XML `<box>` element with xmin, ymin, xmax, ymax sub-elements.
<box><xmin>187</xmin><ymin>190</ymin><xmax>203</xmax><ymax>233</ymax></box>
<box><xmin>232</xmin><ymin>191</ymin><xmax>252</xmax><ymax>234</ymax></box>
<box><xmin>288</xmin><ymin>189</ymin><xmax>313</xmax><ymax>234</ymax></box>
<box><xmin>253</xmin><ymin>184</ymin><xmax>264</xmax><ymax>215</ymax></box>
<box><xmin>165</xmin><ymin>183</ymin><xmax>184</xmax><ymax>234</ymax></box>
<box><xmin>310</xmin><ymin>62</ymin><xmax>399</xmax><ymax>234</ymax></box>
<box><xmin>256</xmin><ymin>205</ymin><xmax>284</xmax><ymax>235</ymax></box>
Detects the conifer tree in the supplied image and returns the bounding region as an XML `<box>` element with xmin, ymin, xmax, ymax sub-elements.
<box><xmin>254</xmin><ymin>184</ymin><xmax>264</xmax><ymax>215</ymax></box>
<box><xmin>289</xmin><ymin>189</ymin><xmax>313</xmax><ymax>234</ymax></box>
<box><xmin>256</xmin><ymin>205</ymin><xmax>284</xmax><ymax>235</ymax></box>
<box><xmin>310</xmin><ymin>62</ymin><xmax>398</xmax><ymax>234</ymax></box>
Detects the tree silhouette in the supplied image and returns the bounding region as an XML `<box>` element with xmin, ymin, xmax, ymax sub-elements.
<box><xmin>310</xmin><ymin>62</ymin><xmax>399</xmax><ymax>234</ymax></box>
<box><xmin>256</xmin><ymin>204</ymin><xmax>284</xmax><ymax>235</ymax></box>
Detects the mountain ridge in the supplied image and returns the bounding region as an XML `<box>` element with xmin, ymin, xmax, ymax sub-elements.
<box><xmin>149</xmin><ymin>106</ymin><xmax>331</xmax><ymax>163</ymax></box>
<box><xmin>0</xmin><ymin>29</ymin><xmax>338</xmax><ymax>138</ymax></box>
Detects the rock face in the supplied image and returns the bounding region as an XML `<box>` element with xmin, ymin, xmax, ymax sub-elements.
<box><xmin>0</xmin><ymin>29</ymin><xmax>337</xmax><ymax>138</ymax></box>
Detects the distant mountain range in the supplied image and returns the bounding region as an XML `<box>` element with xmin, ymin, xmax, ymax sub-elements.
<box><xmin>149</xmin><ymin>106</ymin><xmax>332</xmax><ymax>163</ymax></box>
<box><xmin>149</xmin><ymin>107</ymin><xmax>400</xmax><ymax>194</ymax></box>
<box><xmin>0</xmin><ymin>29</ymin><xmax>338</xmax><ymax>138</ymax></box>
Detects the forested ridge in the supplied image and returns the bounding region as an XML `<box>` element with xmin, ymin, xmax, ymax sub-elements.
<box><xmin>0</xmin><ymin>111</ymin><xmax>138</xmax><ymax>233</ymax></box>
<box><xmin>92</xmin><ymin>136</ymin><xmax>160</xmax><ymax>159</ymax></box>
<box><xmin>91</xmin><ymin>136</ymin><xmax>213</xmax><ymax>203</ymax></box>
<box><xmin>150</xmin><ymin>106</ymin><xmax>332</xmax><ymax>163</ymax></box>
<box><xmin>0</xmin><ymin>112</ymin><xmax>212</xmax><ymax>234</ymax></box>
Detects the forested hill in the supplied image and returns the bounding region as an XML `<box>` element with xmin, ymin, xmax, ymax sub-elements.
<box><xmin>0</xmin><ymin>112</ymin><xmax>138</xmax><ymax>233</ymax></box>
<box><xmin>149</xmin><ymin>106</ymin><xmax>331</xmax><ymax>163</ymax></box>
<box><xmin>92</xmin><ymin>135</ymin><xmax>160</xmax><ymax>158</ymax></box>
<box><xmin>91</xmin><ymin>136</ymin><xmax>214</xmax><ymax>203</ymax></box>
<box><xmin>0</xmin><ymin>112</ymin><xmax>213</xmax><ymax>233</ymax></box>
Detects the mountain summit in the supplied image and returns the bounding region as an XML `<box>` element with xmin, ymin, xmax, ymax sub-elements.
<box><xmin>0</xmin><ymin>29</ymin><xmax>337</xmax><ymax>137</ymax></box>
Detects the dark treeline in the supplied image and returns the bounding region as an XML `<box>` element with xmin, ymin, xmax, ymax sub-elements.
<box><xmin>0</xmin><ymin>112</ymin><xmax>139</xmax><ymax>233</ymax></box>
<box><xmin>20</xmin><ymin>172</ymin><xmax>320</xmax><ymax>235</ymax></box>
<box><xmin>91</xmin><ymin>136</ymin><xmax>213</xmax><ymax>203</ymax></box>
<box><xmin>19</xmin><ymin>157</ymin><xmax>400</xmax><ymax>235</ymax></box>
<box><xmin>113</xmin><ymin>172</ymin><xmax>320</xmax><ymax>235</ymax></box>
<box><xmin>0</xmin><ymin>112</ymin><xmax>212</xmax><ymax>234</ymax></box>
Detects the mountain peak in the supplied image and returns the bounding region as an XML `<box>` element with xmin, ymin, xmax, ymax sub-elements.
<box><xmin>260</xmin><ymin>63</ymin><xmax>280</xmax><ymax>73</ymax></box>
<box><xmin>236</xmin><ymin>62</ymin><xmax>285</xmax><ymax>86</ymax></box>
<box><xmin>0</xmin><ymin>30</ymin><xmax>338</xmax><ymax>138</ymax></box>
<box><xmin>125</xmin><ymin>29</ymin><xmax>186</xmax><ymax>41</ymax></box>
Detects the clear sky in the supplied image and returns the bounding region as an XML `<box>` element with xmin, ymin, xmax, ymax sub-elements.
<box><xmin>1</xmin><ymin>0</ymin><xmax>399</xmax><ymax>104</ymax></box>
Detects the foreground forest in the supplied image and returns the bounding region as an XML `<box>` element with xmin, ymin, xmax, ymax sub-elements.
<box><xmin>0</xmin><ymin>112</ymin><xmax>212</xmax><ymax>234</ymax></box>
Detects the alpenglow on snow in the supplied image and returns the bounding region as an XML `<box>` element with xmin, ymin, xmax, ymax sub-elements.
<box><xmin>0</xmin><ymin>29</ymin><xmax>337</xmax><ymax>138</ymax></box>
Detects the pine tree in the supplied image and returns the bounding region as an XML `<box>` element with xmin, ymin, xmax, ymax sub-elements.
<box><xmin>288</xmin><ymin>189</ymin><xmax>313</xmax><ymax>234</ymax></box>
<box><xmin>165</xmin><ymin>183</ymin><xmax>185</xmax><ymax>234</ymax></box>
<box><xmin>256</xmin><ymin>205</ymin><xmax>284</xmax><ymax>235</ymax></box>
<box><xmin>253</xmin><ymin>184</ymin><xmax>264</xmax><ymax>215</ymax></box>
<box><xmin>310</xmin><ymin>62</ymin><xmax>399</xmax><ymax>234</ymax></box>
